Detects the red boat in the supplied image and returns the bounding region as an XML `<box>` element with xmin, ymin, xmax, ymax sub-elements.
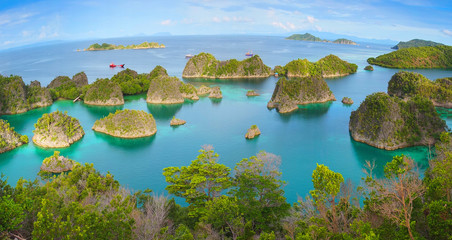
<box><xmin>110</xmin><ymin>63</ymin><xmax>125</xmax><ymax>68</ymax></box>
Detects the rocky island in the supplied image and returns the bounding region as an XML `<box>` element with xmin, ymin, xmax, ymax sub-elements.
<box><xmin>367</xmin><ymin>45</ymin><xmax>452</xmax><ymax>69</ymax></box>
<box><xmin>170</xmin><ymin>117</ymin><xmax>186</xmax><ymax>126</ymax></box>
<box><xmin>391</xmin><ymin>39</ymin><xmax>443</xmax><ymax>49</ymax></box>
<box><xmin>182</xmin><ymin>53</ymin><xmax>272</xmax><ymax>79</ymax></box>
<box><xmin>208</xmin><ymin>86</ymin><xmax>223</xmax><ymax>99</ymax></box>
<box><xmin>111</xmin><ymin>68</ymin><xmax>151</xmax><ymax>95</ymax></box>
<box><xmin>267</xmin><ymin>77</ymin><xmax>336</xmax><ymax>113</ymax></box>
<box><xmin>85</xmin><ymin>41</ymin><xmax>165</xmax><ymax>51</ymax></box>
<box><xmin>274</xmin><ymin>54</ymin><xmax>358</xmax><ymax>78</ymax></box>
<box><xmin>84</xmin><ymin>78</ymin><xmax>124</xmax><ymax>106</ymax></box>
<box><xmin>364</xmin><ymin>65</ymin><xmax>374</xmax><ymax>71</ymax></box>
<box><xmin>342</xmin><ymin>97</ymin><xmax>353</xmax><ymax>105</ymax></box>
<box><xmin>387</xmin><ymin>71</ymin><xmax>452</xmax><ymax>108</ymax></box>
<box><xmin>147</xmin><ymin>75</ymin><xmax>185</xmax><ymax>104</ymax></box>
<box><xmin>40</xmin><ymin>151</ymin><xmax>76</xmax><ymax>173</ymax></box>
<box><xmin>180</xmin><ymin>82</ymin><xmax>199</xmax><ymax>100</ymax></box>
<box><xmin>246</xmin><ymin>90</ymin><xmax>260</xmax><ymax>96</ymax></box>
<box><xmin>0</xmin><ymin>119</ymin><xmax>28</xmax><ymax>153</ymax></box>
<box><xmin>286</xmin><ymin>33</ymin><xmax>357</xmax><ymax>45</ymax></box>
<box><xmin>245</xmin><ymin>125</ymin><xmax>261</xmax><ymax>139</ymax></box>
<box><xmin>33</xmin><ymin>111</ymin><xmax>85</xmax><ymax>148</ymax></box>
<box><xmin>47</xmin><ymin>72</ymin><xmax>88</xmax><ymax>100</ymax></box>
<box><xmin>92</xmin><ymin>109</ymin><xmax>157</xmax><ymax>138</ymax></box>
<box><xmin>197</xmin><ymin>85</ymin><xmax>212</xmax><ymax>95</ymax></box>
<box><xmin>349</xmin><ymin>92</ymin><xmax>447</xmax><ymax>150</ymax></box>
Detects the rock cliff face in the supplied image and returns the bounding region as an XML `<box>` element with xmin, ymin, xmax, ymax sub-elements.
<box><xmin>92</xmin><ymin>109</ymin><xmax>157</xmax><ymax>138</ymax></box>
<box><xmin>180</xmin><ymin>83</ymin><xmax>199</xmax><ymax>100</ymax></box>
<box><xmin>182</xmin><ymin>53</ymin><xmax>272</xmax><ymax>79</ymax></box>
<box><xmin>281</xmin><ymin>55</ymin><xmax>358</xmax><ymax>78</ymax></box>
<box><xmin>0</xmin><ymin>75</ymin><xmax>52</xmax><ymax>114</ymax></box>
<box><xmin>84</xmin><ymin>78</ymin><xmax>124</xmax><ymax>106</ymax></box>
<box><xmin>245</xmin><ymin>125</ymin><xmax>261</xmax><ymax>139</ymax></box>
<box><xmin>47</xmin><ymin>75</ymin><xmax>82</xmax><ymax>100</ymax></box>
<box><xmin>147</xmin><ymin>76</ymin><xmax>185</xmax><ymax>104</ymax></box>
<box><xmin>387</xmin><ymin>71</ymin><xmax>452</xmax><ymax>108</ymax></box>
<box><xmin>342</xmin><ymin>97</ymin><xmax>353</xmax><ymax>105</ymax></box>
<box><xmin>209</xmin><ymin>86</ymin><xmax>223</xmax><ymax>99</ymax></box>
<box><xmin>197</xmin><ymin>85</ymin><xmax>211</xmax><ymax>95</ymax></box>
<box><xmin>349</xmin><ymin>92</ymin><xmax>447</xmax><ymax>150</ymax></box>
<box><xmin>72</xmin><ymin>72</ymin><xmax>88</xmax><ymax>88</ymax></box>
<box><xmin>40</xmin><ymin>151</ymin><xmax>75</xmax><ymax>173</ymax></box>
<box><xmin>0</xmin><ymin>119</ymin><xmax>28</xmax><ymax>153</ymax></box>
<box><xmin>33</xmin><ymin>111</ymin><xmax>85</xmax><ymax>148</ymax></box>
<box><xmin>267</xmin><ymin>77</ymin><xmax>336</xmax><ymax>113</ymax></box>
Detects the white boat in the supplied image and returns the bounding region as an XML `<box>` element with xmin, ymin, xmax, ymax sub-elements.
<box><xmin>185</xmin><ymin>54</ymin><xmax>194</xmax><ymax>58</ymax></box>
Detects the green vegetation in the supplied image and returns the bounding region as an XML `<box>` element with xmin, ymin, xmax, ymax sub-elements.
<box><xmin>367</xmin><ymin>45</ymin><xmax>452</xmax><ymax>69</ymax></box>
<box><xmin>388</xmin><ymin>71</ymin><xmax>452</xmax><ymax>107</ymax></box>
<box><xmin>391</xmin><ymin>39</ymin><xmax>444</xmax><ymax>49</ymax></box>
<box><xmin>364</xmin><ymin>65</ymin><xmax>374</xmax><ymax>71</ymax></box>
<box><xmin>0</xmin><ymin>75</ymin><xmax>28</xmax><ymax>114</ymax></box>
<box><xmin>286</xmin><ymin>33</ymin><xmax>357</xmax><ymax>45</ymax></box>
<box><xmin>84</xmin><ymin>78</ymin><xmax>124</xmax><ymax>105</ymax></box>
<box><xmin>276</xmin><ymin>54</ymin><xmax>357</xmax><ymax>78</ymax></box>
<box><xmin>332</xmin><ymin>38</ymin><xmax>357</xmax><ymax>45</ymax></box>
<box><xmin>47</xmin><ymin>76</ymin><xmax>81</xmax><ymax>100</ymax></box>
<box><xmin>86</xmin><ymin>41</ymin><xmax>165</xmax><ymax>51</ymax></box>
<box><xmin>92</xmin><ymin>109</ymin><xmax>157</xmax><ymax>138</ymax></box>
<box><xmin>1</xmin><ymin>140</ymin><xmax>451</xmax><ymax>239</ymax></box>
<box><xmin>111</xmin><ymin>68</ymin><xmax>151</xmax><ymax>95</ymax></box>
<box><xmin>0</xmin><ymin>119</ymin><xmax>28</xmax><ymax>153</ymax></box>
<box><xmin>349</xmin><ymin>92</ymin><xmax>447</xmax><ymax>149</ymax></box>
<box><xmin>40</xmin><ymin>151</ymin><xmax>76</xmax><ymax>173</ymax></box>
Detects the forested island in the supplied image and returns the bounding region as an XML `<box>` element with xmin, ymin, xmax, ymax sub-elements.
<box><xmin>182</xmin><ymin>53</ymin><xmax>272</xmax><ymax>79</ymax></box>
<box><xmin>92</xmin><ymin>109</ymin><xmax>157</xmax><ymax>138</ymax></box>
<box><xmin>1</xmin><ymin>137</ymin><xmax>451</xmax><ymax>239</ymax></box>
<box><xmin>84</xmin><ymin>78</ymin><xmax>124</xmax><ymax>106</ymax></box>
<box><xmin>47</xmin><ymin>72</ymin><xmax>88</xmax><ymax>100</ymax></box>
<box><xmin>267</xmin><ymin>76</ymin><xmax>336</xmax><ymax>113</ymax></box>
<box><xmin>40</xmin><ymin>151</ymin><xmax>76</xmax><ymax>173</ymax></box>
<box><xmin>85</xmin><ymin>41</ymin><xmax>165</xmax><ymax>51</ymax></box>
<box><xmin>286</xmin><ymin>33</ymin><xmax>357</xmax><ymax>45</ymax></box>
<box><xmin>0</xmin><ymin>119</ymin><xmax>28</xmax><ymax>153</ymax></box>
<box><xmin>391</xmin><ymin>39</ymin><xmax>444</xmax><ymax>49</ymax></box>
<box><xmin>367</xmin><ymin>45</ymin><xmax>452</xmax><ymax>68</ymax></box>
<box><xmin>274</xmin><ymin>54</ymin><xmax>358</xmax><ymax>78</ymax></box>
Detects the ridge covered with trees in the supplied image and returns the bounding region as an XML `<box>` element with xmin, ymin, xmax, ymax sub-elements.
<box><xmin>85</xmin><ymin>41</ymin><xmax>165</xmax><ymax>51</ymax></box>
<box><xmin>286</xmin><ymin>33</ymin><xmax>357</xmax><ymax>45</ymax></box>
<box><xmin>391</xmin><ymin>39</ymin><xmax>444</xmax><ymax>50</ymax></box>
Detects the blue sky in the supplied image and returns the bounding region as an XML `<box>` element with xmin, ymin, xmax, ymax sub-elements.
<box><xmin>0</xmin><ymin>0</ymin><xmax>451</xmax><ymax>49</ymax></box>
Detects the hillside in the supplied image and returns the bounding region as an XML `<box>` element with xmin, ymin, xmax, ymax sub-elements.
<box><xmin>84</xmin><ymin>78</ymin><xmax>124</xmax><ymax>106</ymax></box>
<box><xmin>0</xmin><ymin>119</ymin><xmax>28</xmax><ymax>153</ymax></box>
<box><xmin>286</xmin><ymin>33</ymin><xmax>357</xmax><ymax>45</ymax></box>
<box><xmin>391</xmin><ymin>39</ymin><xmax>443</xmax><ymax>49</ymax></box>
<box><xmin>85</xmin><ymin>41</ymin><xmax>165</xmax><ymax>51</ymax></box>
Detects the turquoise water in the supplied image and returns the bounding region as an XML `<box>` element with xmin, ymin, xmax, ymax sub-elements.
<box><xmin>0</xmin><ymin>35</ymin><xmax>451</xmax><ymax>203</ymax></box>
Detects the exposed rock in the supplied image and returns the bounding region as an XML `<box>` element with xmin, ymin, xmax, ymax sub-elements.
<box><xmin>0</xmin><ymin>119</ymin><xmax>28</xmax><ymax>153</ymax></box>
<box><xmin>0</xmin><ymin>75</ymin><xmax>28</xmax><ymax>114</ymax></box>
<box><xmin>209</xmin><ymin>86</ymin><xmax>223</xmax><ymax>99</ymax></box>
<box><xmin>197</xmin><ymin>85</ymin><xmax>211</xmax><ymax>95</ymax></box>
<box><xmin>180</xmin><ymin>82</ymin><xmax>199</xmax><ymax>100</ymax></box>
<box><xmin>342</xmin><ymin>97</ymin><xmax>353</xmax><ymax>105</ymax></box>
<box><xmin>245</xmin><ymin>125</ymin><xmax>261</xmax><ymax>139</ymax></box>
<box><xmin>116</xmin><ymin>68</ymin><xmax>138</xmax><ymax>78</ymax></box>
<box><xmin>40</xmin><ymin>151</ymin><xmax>75</xmax><ymax>173</ymax></box>
<box><xmin>170</xmin><ymin>117</ymin><xmax>186</xmax><ymax>126</ymax></box>
<box><xmin>72</xmin><ymin>72</ymin><xmax>88</xmax><ymax>88</ymax></box>
<box><xmin>47</xmin><ymin>75</ymin><xmax>81</xmax><ymax>100</ymax></box>
<box><xmin>149</xmin><ymin>65</ymin><xmax>168</xmax><ymax>79</ymax></box>
<box><xmin>33</xmin><ymin>111</ymin><xmax>85</xmax><ymax>148</ymax></box>
<box><xmin>364</xmin><ymin>65</ymin><xmax>374</xmax><ymax>71</ymax></box>
<box><xmin>92</xmin><ymin>109</ymin><xmax>157</xmax><ymax>138</ymax></box>
<box><xmin>48</xmin><ymin>76</ymin><xmax>72</xmax><ymax>89</ymax></box>
<box><xmin>246</xmin><ymin>90</ymin><xmax>260</xmax><ymax>96</ymax></box>
<box><xmin>147</xmin><ymin>75</ymin><xmax>185</xmax><ymax>104</ymax></box>
<box><xmin>30</xmin><ymin>80</ymin><xmax>41</xmax><ymax>88</ymax></box>
<box><xmin>388</xmin><ymin>71</ymin><xmax>452</xmax><ymax>108</ymax></box>
<box><xmin>349</xmin><ymin>92</ymin><xmax>447</xmax><ymax>150</ymax></box>
<box><xmin>84</xmin><ymin>78</ymin><xmax>124</xmax><ymax>106</ymax></box>
<box><xmin>182</xmin><ymin>53</ymin><xmax>272</xmax><ymax>79</ymax></box>
<box><xmin>278</xmin><ymin>55</ymin><xmax>358</xmax><ymax>78</ymax></box>
<box><xmin>267</xmin><ymin>77</ymin><xmax>336</xmax><ymax>113</ymax></box>
<box><xmin>26</xmin><ymin>80</ymin><xmax>53</xmax><ymax>109</ymax></box>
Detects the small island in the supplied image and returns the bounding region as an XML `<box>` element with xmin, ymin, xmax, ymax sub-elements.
<box><xmin>0</xmin><ymin>75</ymin><xmax>53</xmax><ymax>115</ymax></box>
<box><xmin>367</xmin><ymin>45</ymin><xmax>452</xmax><ymax>69</ymax></box>
<box><xmin>0</xmin><ymin>119</ymin><xmax>28</xmax><ymax>153</ymax></box>
<box><xmin>246</xmin><ymin>90</ymin><xmax>260</xmax><ymax>96</ymax></box>
<box><xmin>245</xmin><ymin>125</ymin><xmax>261</xmax><ymax>139</ymax></box>
<box><xmin>391</xmin><ymin>39</ymin><xmax>443</xmax><ymax>49</ymax></box>
<box><xmin>147</xmin><ymin>75</ymin><xmax>185</xmax><ymax>104</ymax></box>
<box><xmin>111</xmin><ymin>68</ymin><xmax>151</xmax><ymax>95</ymax></box>
<box><xmin>180</xmin><ymin>82</ymin><xmax>199</xmax><ymax>100</ymax></box>
<box><xmin>40</xmin><ymin>151</ymin><xmax>76</xmax><ymax>173</ymax></box>
<box><xmin>182</xmin><ymin>53</ymin><xmax>272</xmax><ymax>79</ymax></box>
<box><xmin>349</xmin><ymin>92</ymin><xmax>447</xmax><ymax>150</ymax></box>
<box><xmin>84</xmin><ymin>78</ymin><xmax>124</xmax><ymax>106</ymax></box>
<box><xmin>267</xmin><ymin>77</ymin><xmax>336</xmax><ymax>113</ymax></box>
<box><xmin>388</xmin><ymin>71</ymin><xmax>452</xmax><ymax>108</ymax></box>
<box><xmin>170</xmin><ymin>117</ymin><xmax>186</xmax><ymax>126</ymax></box>
<box><xmin>274</xmin><ymin>54</ymin><xmax>358</xmax><ymax>78</ymax></box>
<box><xmin>364</xmin><ymin>65</ymin><xmax>374</xmax><ymax>71</ymax></box>
<box><xmin>342</xmin><ymin>97</ymin><xmax>353</xmax><ymax>105</ymax></box>
<box><xmin>33</xmin><ymin>111</ymin><xmax>85</xmax><ymax>148</ymax></box>
<box><xmin>92</xmin><ymin>109</ymin><xmax>157</xmax><ymax>138</ymax></box>
<box><xmin>197</xmin><ymin>85</ymin><xmax>212</xmax><ymax>95</ymax></box>
<box><xmin>209</xmin><ymin>86</ymin><xmax>223</xmax><ymax>99</ymax></box>
<box><xmin>286</xmin><ymin>33</ymin><xmax>357</xmax><ymax>45</ymax></box>
<box><xmin>85</xmin><ymin>41</ymin><xmax>165</xmax><ymax>51</ymax></box>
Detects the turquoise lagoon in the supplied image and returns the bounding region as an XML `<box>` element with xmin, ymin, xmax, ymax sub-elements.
<box><xmin>0</xmin><ymin>35</ymin><xmax>450</xmax><ymax>204</ymax></box>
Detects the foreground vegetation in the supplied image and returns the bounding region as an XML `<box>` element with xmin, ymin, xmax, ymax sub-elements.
<box><xmin>1</xmin><ymin>134</ymin><xmax>451</xmax><ymax>239</ymax></box>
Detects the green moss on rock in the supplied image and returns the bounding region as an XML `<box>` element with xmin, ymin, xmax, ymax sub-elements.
<box><xmin>84</xmin><ymin>78</ymin><xmax>124</xmax><ymax>106</ymax></box>
<box><xmin>40</xmin><ymin>151</ymin><xmax>76</xmax><ymax>173</ymax></box>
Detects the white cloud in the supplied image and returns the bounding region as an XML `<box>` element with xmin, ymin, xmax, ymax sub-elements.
<box><xmin>212</xmin><ymin>17</ymin><xmax>221</xmax><ymax>23</ymax></box>
<box><xmin>212</xmin><ymin>16</ymin><xmax>253</xmax><ymax>23</ymax></box>
<box><xmin>307</xmin><ymin>16</ymin><xmax>316</xmax><ymax>24</ymax></box>
<box><xmin>2</xmin><ymin>40</ymin><xmax>14</xmax><ymax>45</ymax></box>
<box><xmin>272</xmin><ymin>21</ymin><xmax>297</xmax><ymax>31</ymax></box>
<box><xmin>442</xmin><ymin>29</ymin><xmax>452</xmax><ymax>36</ymax></box>
<box><xmin>161</xmin><ymin>19</ymin><xmax>173</xmax><ymax>25</ymax></box>
<box><xmin>315</xmin><ymin>25</ymin><xmax>322</xmax><ymax>31</ymax></box>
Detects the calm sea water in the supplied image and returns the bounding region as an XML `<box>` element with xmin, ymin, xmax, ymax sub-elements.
<box><xmin>0</xmin><ymin>35</ymin><xmax>451</xmax><ymax>204</ymax></box>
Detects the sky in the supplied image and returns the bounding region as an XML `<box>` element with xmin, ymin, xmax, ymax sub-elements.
<box><xmin>0</xmin><ymin>0</ymin><xmax>451</xmax><ymax>49</ymax></box>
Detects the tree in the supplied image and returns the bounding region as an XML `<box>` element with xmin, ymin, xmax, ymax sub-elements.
<box><xmin>163</xmin><ymin>146</ymin><xmax>231</xmax><ymax>218</ymax></box>
<box><xmin>364</xmin><ymin>155</ymin><xmax>425</xmax><ymax>240</ymax></box>
<box><xmin>231</xmin><ymin>151</ymin><xmax>290</xmax><ymax>233</ymax></box>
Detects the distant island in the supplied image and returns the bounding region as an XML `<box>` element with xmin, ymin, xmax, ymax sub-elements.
<box><xmin>85</xmin><ymin>41</ymin><xmax>165</xmax><ymax>51</ymax></box>
<box><xmin>286</xmin><ymin>33</ymin><xmax>357</xmax><ymax>45</ymax></box>
<box><xmin>391</xmin><ymin>39</ymin><xmax>443</xmax><ymax>49</ymax></box>
<box><xmin>367</xmin><ymin>45</ymin><xmax>452</xmax><ymax>69</ymax></box>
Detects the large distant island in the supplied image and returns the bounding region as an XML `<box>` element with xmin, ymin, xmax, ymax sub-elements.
<box><xmin>391</xmin><ymin>39</ymin><xmax>444</xmax><ymax>49</ymax></box>
<box><xmin>367</xmin><ymin>45</ymin><xmax>452</xmax><ymax>69</ymax></box>
<box><xmin>286</xmin><ymin>33</ymin><xmax>357</xmax><ymax>45</ymax></box>
<box><xmin>85</xmin><ymin>41</ymin><xmax>165</xmax><ymax>51</ymax></box>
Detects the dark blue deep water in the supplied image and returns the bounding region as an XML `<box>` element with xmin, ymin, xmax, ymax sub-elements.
<box><xmin>0</xmin><ymin>35</ymin><xmax>451</xmax><ymax>204</ymax></box>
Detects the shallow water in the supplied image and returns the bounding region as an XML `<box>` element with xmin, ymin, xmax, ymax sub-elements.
<box><xmin>0</xmin><ymin>35</ymin><xmax>450</xmax><ymax>203</ymax></box>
